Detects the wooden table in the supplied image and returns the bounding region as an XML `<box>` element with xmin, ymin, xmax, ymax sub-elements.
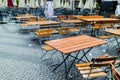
<box><xmin>81</xmin><ymin>18</ymin><xmax>119</xmax><ymax>22</ymax></box>
<box><xmin>15</xmin><ymin>16</ymin><xmax>37</xmax><ymax>23</ymax></box>
<box><xmin>60</xmin><ymin>20</ymin><xmax>82</xmax><ymax>23</ymax></box>
<box><xmin>45</xmin><ymin>35</ymin><xmax>107</xmax><ymax>79</ymax></box>
<box><xmin>105</xmin><ymin>29</ymin><xmax>120</xmax><ymax>50</ymax></box>
<box><xmin>105</xmin><ymin>29</ymin><xmax>120</xmax><ymax>36</ymax></box>
<box><xmin>26</xmin><ymin>21</ymin><xmax>60</xmax><ymax>26</ymax></box>
<box><xmin>15</xmin><ymin>16</ymin><xmax>37</xmax><ymax>19</ymax></box>
<box><xmin>60</xmin><ymin>20</ymin><xmax>83</xmax><ymax>27</ymax></box>
<box><xmin>81</xmin><ymin>18</ymin><xmax>120</xmax><ymax>36</ymax></box>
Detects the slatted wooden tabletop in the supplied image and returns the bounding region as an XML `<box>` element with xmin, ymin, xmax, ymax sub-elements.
<box><xmin>81</xmin><ymin>18</ymin><xmax>119</xmax><ymax>22</ymax></box>
<box><xmin>60</xmin><ymin>20</ymin><xmax>83</xmax><ymax>23</ymax></box>
<box><xmin>45</xmin><ymin>35</ymin><xmax>107</xmax><ymax>54</ymax></box>
<box><xmin>26</xmin><ymin>21</ymin><xmax>60</xmax><ymax>26</ymax></box>
<box><xmin>105</xmin><ymin>29</ymin><xmax>120</xmax><ymax>36</ymax></box>
<box><xmin>15</xmin><ymin>16</ymin><xmax>37</xmax><ymax>19</ymax></box>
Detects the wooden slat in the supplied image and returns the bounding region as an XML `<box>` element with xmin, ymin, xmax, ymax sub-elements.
<box><xmin>77</xmin><ymin>66</ymin><xmax>98</xmax><ymax>70</ymax></box>
<box><xmin>75</xmin><ymin>63</ymin><xmax>91</xmax><ymax>67</ymax></box>
<box><xmin>42</xmin><ymin>46</ymin><xmax>54</xmax><ymax>51</ymax></box>
<box><xmin>60</xmin><ymin>20</ymin><xmax>82</xmax><ymax>23</ymax></box>
<box><xmin>45</xmin><ymin>35</ymin><xmax>107</xmax><ymax>54</ymax></box>
<box><xmin>81</xmin><ymin>18</ymin><xmax>119</xmax><ymax>22</ymax></box>
<box><xmin>105</xmin><ymin>29</ymin><xmax>120</xmax><ymax>36</ymax></box>
<box><xmin>26</xmin><ymin>21</ymin><xmax>60</xmax><ymax>26</ymax></box>
<box><xmin>82</xmin><ymin>72</ymin><xmax>106</xmax><ymax>78</ymax></box>
<box><xmin>80</xmin><ymin>68</ymin><xmax>102</xmax><ymax>74</ymax></box>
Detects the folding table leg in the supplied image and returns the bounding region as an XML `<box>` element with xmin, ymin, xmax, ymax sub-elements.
<box><xmin>62</xmin><ymin>54</ymin><xmax>68</xmax><ymax>79</ymax></box>
<box><xmin>67</xmin><ymin>51</ymin><xmax>80</xmax><ymax>75</ymax></box>
<box><xmin>69</xmin><ymin>55</ymin><xmax>86</xmax><ymax>62</ymax></box>
<box><xmin>114</xmin><ymin>36</ymin><xmax>120</xmax><ymax>48</ymax></box>
<box><xmin>78</xmin><ymin>47</ymin><xmax>93</xmax><ymax>62</ymax></box>
<box><xmin>112</xmin><ymin>36</ymin><xmax>120</xmax><ymax>55</ymax></box>
<box><xmin>82</xmin><ymin>50</ymin><xmax>90</xmax><ymax>62</ymax></box>
<box><xmin>52</xmin><ymin>54</ymin><xmax>70</xmax><ymax>72</ymax></box>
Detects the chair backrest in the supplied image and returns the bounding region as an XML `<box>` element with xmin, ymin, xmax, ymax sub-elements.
<box><xmin>26</xmin><ymin>14</ymin><xmax>33</xmax><ymax>16</ymax></box>
<box><xmin>28</xmin><ymin>17</ymin><xmax>38</xmax><ymax>22</ymax></box>
<box><xmin>87</xmin><ymin>56</ymin><xmax>118</xmax><ymax>78</ymax></box>
<box><xmin>91</xmin><ymin>56</ymin><xmax>118</xmax><ymax>67</ymax></box>
<box><xmin>77</xmin><ymin>15</ymin><xmax>104</xmax><ymax>20</ymax></box>
<box><xmin>36</xmin><ymin>29</ymin><xmax>53</xmax><ymax>37</ymax></box>
<box><xmin>58</xmin><ymin>28</ymin><xmax>70</xmax><ymax>35</ymax></box>
<box><xmin>110</xmin><ymin>14</ymin><xmax>116</xmax><ymax>19</ymax></box>
<box><xmin>110</xmin><ymin>63</ymin><xmax>120</xmax><ymax>80</ymax></box>
<box><xmin>93</xmin><ymin>22</ymin><xmax>104</xmax><ymax>29</ymax></box>
<box><xmin>57</xmin><ymin>15</ymin><xmax>66</xmax><ymax>20</ymax></box>
<box><xmin>38</xmin><ymin>18</ymin><xmax>46</xmax><ymax>21</ymax></box>
<box><xmin>67</xmin><ymin>15</ymin><xmax>75</xmax><ymax>20</ymax></box>
<box><xmin>18</xmin><ymin>14</ymin><xmax>24</xmax><ymax>17</ymax></box>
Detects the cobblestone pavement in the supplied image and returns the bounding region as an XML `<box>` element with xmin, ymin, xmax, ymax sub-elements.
<box><xmin>0</xmin><ymin>22</ymin><xmax>119</xmax><ymax>80</ymax></box>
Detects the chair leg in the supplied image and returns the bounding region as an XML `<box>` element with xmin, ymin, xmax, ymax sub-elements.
<box><xmin>41</xmin><ymin>51</ymin><xmax>49</xmax><ymax>60</ymax></box>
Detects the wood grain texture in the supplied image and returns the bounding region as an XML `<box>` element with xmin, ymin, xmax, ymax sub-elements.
<box><xmin>45</xmin><ymin>35</ymin><xmax>107</xmax><ymax>54</ymax></box>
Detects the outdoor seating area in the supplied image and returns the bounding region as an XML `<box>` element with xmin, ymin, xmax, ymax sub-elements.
<box><xmin>1</xmin><ymin>0</ymin><xmax>120</xmax><ymax>80</ymax></box>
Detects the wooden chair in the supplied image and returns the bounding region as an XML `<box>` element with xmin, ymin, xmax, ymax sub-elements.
<box><xmin>110</xmin><ymin>63</ymin><xmax>120</xmax><ymax>80</ymax></box>
<box><xmin>58</xmin><ymin>27</ymin><xmax>70</xmax><ymax>38</ymax></box>
<box><xmin>26</xmin><ymin>14</ymin><xmax>33</xmax><ymax>17</ymax></box>
<box><xmin>110</xmin><ymin>14</ymin><xmax>116</xmax><ymax>19</ymax></box>
<box><xmin>91</xmin><ymin>22</ymin><xmax>104</xmax><ymax>36</ymax></box>
<box><xmin>38</xmin><ymin>17</ymin><xmax>46</xmax><ymax>21</ymax></box>
<box><xmin>97</xmin><ymin>22</ymin><xmax>115</xmax><ymax>53</ymax></box>
<box><xmin>75</xmin><ymin>55</ymin><xmax>119</xmax><ymax>79</ymax></box>
<box><xmin>67</xmin><ymin>15</ymin><xmax>75</xmax><ymax>20</ymax></box>
<box><xmin>20</xmin><ymin>23</ymin><xmax>29</xmax><ymax>33</ymax></box>
<box><xmin>35</xmin><ymin>29</ymin><xmax>53</xmax><ymax>42</ymax></box>
<box><xmin>57</xmin><ymin>15</ymin><xmax>66</xmax><ymax>21</ymax></box>
<box><xmin>28</xmin><ymin>17</ymin><xmax>37</xmax><ymax>22</ymax></box>
<box><xmin>76</xmin><ymin>15</ymin><xmax>104</xmax><ymax>20</ymax></box>
<box><xmin>18</xmin><ymin>14</ymin><xmax>24</xmax><ymax>17</ymax></box>
<box><xmin>35</xmin><ymin>29</ymin><xmax>57</xmax><ymax>60</ymax></box>
<box><xmin>38</xmin><ymin>18</ymin><xmax>49</xmax><ymax>29</ymax></box>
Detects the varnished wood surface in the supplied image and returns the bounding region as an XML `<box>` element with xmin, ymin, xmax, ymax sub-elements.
<box><xmin>26</xmin><ymin>21</ymin><xmax>60</xmax><ymax>26</ymax></box>
<box><xmin>15</xmin><ymin>16</ymin><xmax>37</xmax><ymax>19</ymax></box>
<box><xmin>81</xmin><ymin>18</ymin><xmax>119</xmax><ymax>22</ymax></box>
<box><xmin>60</xmin><ymin>20</ymin><xmax>82</xmax><ymax>23</ymax></box>
<box><xmin>45</xmin><ymin>35</ymin><xmax>107</xmax><ymax>54</ymax></box>
<box><xmin>105</xmin><ymin>29</ymin><xmax>120</xmax><ymax>36</ymax></box>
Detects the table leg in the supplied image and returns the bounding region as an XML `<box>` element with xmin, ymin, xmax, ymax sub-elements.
<box><xmin>67</xmin><ymin>51</ymin><xmax>80</xmax><ymax>75</ymax></box>
<box><xmin>62</xmin><ymin>54</ymin><xmax>68</xmax><ymax>79</ymax></box>
<box><xmin>111</xmin><ymin>36</ymin><xmax>120</xmax><ymax>54</ymax></box>
<box><xmin>78</xmin><ymin>47</ymin><xmax>93</xmax><ymax>62</ymax></box>
<box><xmin>69</xmin><ymin>55</ymin><xmax>86</xmax><ymax>62</ymax></box>
<box><xmin>52</xmin><ymin>54</ymin><xmax>70</xmax><ymax>72</ymax></box>
<box><xmin>82</xmin><ymin>50</ymin><xmax>90</xmax><ymax>62</ymax></box>
<box><xmin>114</xmin><ymin>36</ymin><xmax>120</xmax><ymax>48</ymax></box>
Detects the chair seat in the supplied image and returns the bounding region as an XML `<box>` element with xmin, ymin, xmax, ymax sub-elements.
<box><xmin>80</xmin><ymin>68</ymin><xmax>102</xmax><ymax>74</ymax></box>
<box><xmin>99</xmin><ymin>54</ymin><xmax>120</xmax><ymax>65</ymax></box>
<box><xmin>75</xmin><ymin>62</ymin><xmax>106</xmax><ymax>79</ymax></box>
<box><xmin>52</xmin><ymin>29</ymin><xmax>58</xmax><ymax>34</ymax></box>
<box><xmin>20</xmin><ymin>23</ymin><xmax>28</xmax><ymax>27</ymax></box>
<box><xmin>69</xmin><ymin>28</ymin><xmax>80</xmax><ymax>32</ymax></box>
<box><xmin>41</xmin><ymin>46</ymin><xmax>54</xmax><ymax>51</ymax></box>
<box><xmin>75</xmin><ymin>62</ymin><xmax>91</xmax><ymax>67</ymax></box>
<box><xmin>75</xmin><ymin>54</ymin><xmax>119</xmax><ymax>79</ymax></box>
<box><xmin>82</xmin><ymin>72</ymin><xmax>106</xmax><ymax>79</ymax></box>
<box><xmin>92</xmin><ymin>26</ymin><xmax>101</xmax><ymax>30</ymax></box>
<box><xmin>75</xmin><ymin>62</ymin><xmax>98</xmax><ymax>70</ymax></box>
